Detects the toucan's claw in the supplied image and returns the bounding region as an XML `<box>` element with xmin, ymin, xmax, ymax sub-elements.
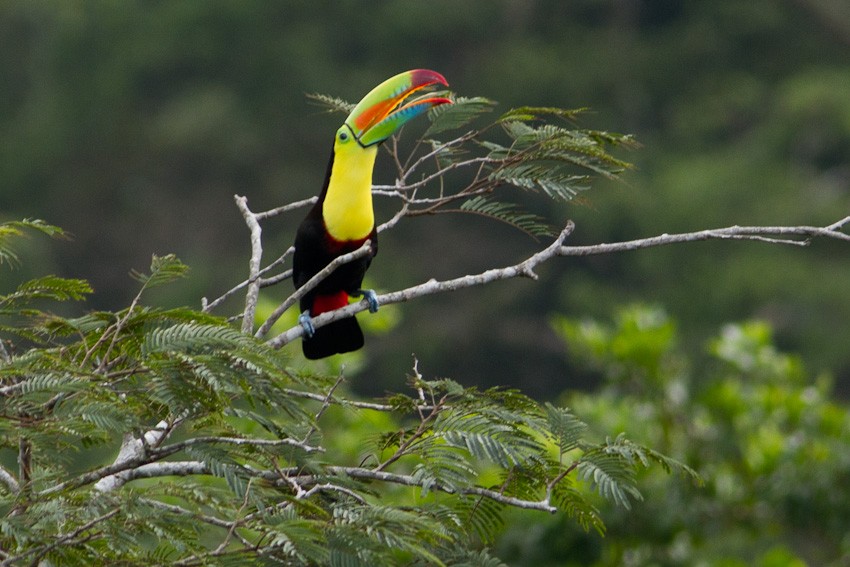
<box><xmin>299</xmin><ymin>312</ymin><xmax>316</xmax><ymax>338</ymax></box>
<box><xmin>357</xmin><ymin>289</ymin><xmax>380</xmax><ymax>313</ymax></box>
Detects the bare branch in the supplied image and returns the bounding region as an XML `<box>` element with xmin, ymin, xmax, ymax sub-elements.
<box><xmin>89</xmin><ymin>459</ymin><xmax>558</xmax><ymax>514</ymax></box>
<box><xmin>156</xmin><ymin>435</ymin><xmax>323</xmax><ymax>458</ymax></box>
<box><xmin>203</xmin><ymin>248</ymin><xmax>294</xmax><ymax>313</ymax></box>
<box><xmin>0</xmin><ymin>464</ymin><xmax>19</xmax><ymax>494</ymax></box>
<box><xmin>280</xmin><ymin>387</ymin><xmax>436</xmax><ymax>413</ymax></box>
<box><xmin>326</xmin><ymin>466</ymin><xmax>558</xmax><ymax>513</ymax></box>
<box><xmin>266</xmin><ymin>216</ymin><xmax>850</xmax><ymax>350</ymax></box>
<box><xmin>826</xmin><ymin>215</ymin><xmax>850</xmax><ymax>231</ymax></box>
<box><xmin>558</xmin><ymin>219</ymin><xmax>850</xmax><ymax>257</ymax></box>
<box><xmin>235</xmin><ymin>195</ymin><xmax>264</xmax><ymax>333</ymax></box>
<box><xmin>254</xmin><ymin>196</ymin><xmax>317</xmax><ymax>220</ymax></box>
<box><xmin>267</xmin><ymin>223</ymin><xmax>575</xmax><ymax>348</ymax></box>
<box><xmin>93</xmin><ymin>420</ymin><xmax>175</xmax><ymax>493</ymax></box>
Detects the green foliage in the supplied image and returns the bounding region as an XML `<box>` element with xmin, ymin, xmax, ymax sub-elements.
<box><xmin>0</xmin><ymin>239</ymin><xmax>694</xmax><ymax>565</ymax></box>
<box><xmin>498</xmin><ymin>305</ymin><xmax>850</xmax><ymax>566</ymax></box>
<box><xmin>0</xmin><ymin>220</ymin><xmax>66</xmax><ymax>268</ymax></box>
<box><xmin>459</xmin><ymin>196</ymin><xmax>554</xmax><ymax>238</ymax></box>
<box><xmin>129</xmin><ymin>253</ymin><xmax>190</xmax><ymax>289</ymax></box>
<box><xmin>305</xmin><ymin>92</ymin><xmax>356</xmax><ymax>115</ymax></box>
<box><xmin>424</xmin><ymin>96</ymin><xmax>498</xmax><ymax>137</ymax></box>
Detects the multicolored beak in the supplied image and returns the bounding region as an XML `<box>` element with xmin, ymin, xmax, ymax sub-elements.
<box><xmin>345</xmin><ymin>69</ymin><xmax>452</xmax><ymax>147</ymax></box>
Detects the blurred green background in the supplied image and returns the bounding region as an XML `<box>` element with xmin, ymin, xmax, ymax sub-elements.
<box><xmin>2</xmin><ymin>0</ymin><xmax>849</xmax><ymax>397</ymax></box>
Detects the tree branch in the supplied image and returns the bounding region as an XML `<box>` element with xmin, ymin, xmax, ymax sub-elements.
<box><xmin>0</xmin><ymin>464</ymin><xmax>19</xmax><ymax>494</ymax></box>
<box><xmin>326</xmin><ymin>466</ymin><xmax>558</xmax><ymax>513</ymax></box>
<box><xmin>557</xmin><ymin>217</ymin><xmax>850</xmax><ymax>257</ymax></box>
<box><xmin>279</xmin><ymin>386</ymin><xmax>436</xmax><ymax>413</ymax></box>
<box><xmin>235</xmin><ymin>195</ymin><xmax>264</xmax><ymax>333</ymax></box>
<box><xmin>156</xmin><ymin>435</ymin><xmax>323</xmax><ymax>459</ymax></box>
<box><xmin>267</xmin><ymin>216</ymin><xmax>850</xmax><ymax>349</ymax></box>
<box><xmin>91</xmin><ymin>431</ymin><xmax>321</xmax><ymax>493</ymax></box>
<box><xmin>89</xmin><ymin>459</ymin><xmax>560</xmax><ymax>514</ymax></box>
<box><xmin>254</xmin><ymin>196</ymin><xmax>317</xmax><ymax>220</ymax></box>
<box><xmin>91</xmin><ymin>419</ymin><xmax>177</xmax><ymax>493</ymax></box>
<box><xmin>268</xmin><ymin>223</ymin><xmax>575</xmax><ymax>348</ymax></box>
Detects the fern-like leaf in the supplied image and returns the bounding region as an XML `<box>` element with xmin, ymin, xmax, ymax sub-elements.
<box><xmin>549</xmin><ymin>481</ymin><xmax>605</xmax><ymax>535</ymax></box>
<box><xmin>600</xmin><ymin>434</ymin><xmax>702</xmax><ymax>485</ymax></box>
<box><xmin>0</xmin><ymin>219</ymin><xmax>66</xmax><ymax>267</ymax></box>
<box><xmin>142</xmin><ymin>322</ymin><xmax>248</xmax><ymax>355</ymax></box>
<box><xmin>130</xmin><ymin>254</ymin><xmax>189</xmax><ymax>288</ymax></box>
<box><xmin>306</xmin><ymin>92</ymin><xmax>355</xmax><ymax>115</ymax></box>
<box><xmin>545</xmin><ymin>403</ymin><xmax>588</xmax><ymax>455</ymax></box>
<box><xmin>424</xmin><ymin>96</ymin><xmax>496</xmax><ymax>136</ymax></box>
<box><xmin>577</xmin><ymin>449</ymin><xmax>642</xmax><ymax>510</ymax></box>
<box><xmin>498</xmin><ymin>106</ymin><xmax>590</xmax><ymax>123</ymax></box>
<box><xmin>6</xmin><ymin>276</ymin><xmax>92</xmax><ymax>304</ymax></box>
<box><xmin>458</xmin><ymin>196</ymin><xmax>554</xmax><ymax>238</ymax></box>
<box><xmin>489</xmin><ymin>163</ymin><xmax>590</xmax><ymax>201</ymax></box>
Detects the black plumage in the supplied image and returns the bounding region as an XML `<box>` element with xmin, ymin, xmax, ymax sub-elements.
<box><xmin>292</xmin><ymin>152</ymin><xmax>378</xmax><ymax>360</ymax></box>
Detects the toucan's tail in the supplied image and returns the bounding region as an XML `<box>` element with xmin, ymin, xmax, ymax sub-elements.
<box><xmin>302</xmin><ymin>316</ymin><xmax>363</xmax><ymax>360</ymax></box>
<box><xmin>301</xmin><ymin>291</ymin><xmax>364</xmax><ymax>359</ymax></box>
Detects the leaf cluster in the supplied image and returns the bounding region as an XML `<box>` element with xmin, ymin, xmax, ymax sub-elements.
<box><xmin>0</xmin><ymin>233</ymin><xmax>696</xmax><ymax>564</ymax></box>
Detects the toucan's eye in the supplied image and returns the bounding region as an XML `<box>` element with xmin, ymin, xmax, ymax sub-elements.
<box><xmin>338</xmin><ymin>129</ymin><xmax>350</xmax><ymax>143</ymax></box>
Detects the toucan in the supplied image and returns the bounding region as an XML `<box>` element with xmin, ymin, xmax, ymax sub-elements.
<box><xmin>293</xmin><ymin>69</ymin><xmax>451</xmax><ymax>359</ymax></box>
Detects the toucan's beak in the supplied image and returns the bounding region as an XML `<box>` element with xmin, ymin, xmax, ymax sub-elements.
<box><xmin>345</xmin><ymin>69</ymin><xmax>452</xmax><ymax>147</ymax></box>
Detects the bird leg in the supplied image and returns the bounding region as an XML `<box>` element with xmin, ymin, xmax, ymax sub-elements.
<box><xmin>356</xmin><ymin>289</ymin><xmax>380</xmax><ymax>313</ymax></box>
<box><xmin>298</xmin><ymin>311</ymin><xmax>316</xmax><ymax>338</ymax></box>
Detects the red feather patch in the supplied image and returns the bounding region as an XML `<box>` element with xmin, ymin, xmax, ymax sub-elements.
<box><xmin>312</xmin><ymin>291</ymin><xmax>349</xmax><ymax>315</ymax></box>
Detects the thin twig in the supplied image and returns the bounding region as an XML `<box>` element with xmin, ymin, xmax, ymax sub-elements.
<box><xmin>203</xmin><ymin>249</ymin><xmax>294</xmax><ymax>313</ymax></box>
<box><xmin>254</xmin><ymin>196</ymin><xmax>317</xmax><ymax>220</ymax></box>
<box><xmin>300</xmin><ymin>371</ymin><xmax>346</xmax><ymax>445</ymax></box>
<box><xmin>0</xmin><ymin>508</ymin><xmax>120</xmax><ymax>566</ymax></box>
<box><xmin>279</xmin><ymin>387</ymin><xmax>435</xmax><ymax>413</ymax></box>
<box><xmin>373</xmin><ymin>155</ymin><xmax>497</xmax><ymax>194</ymax></box>
<box><xmin>327</xmin><ymin>466</ymin><xmax>558</xmax><ymax>513</ymax></box>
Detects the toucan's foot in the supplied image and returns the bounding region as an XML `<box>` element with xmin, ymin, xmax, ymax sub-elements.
<box><xmin>356</xmin><ymin>289</ymin><xmax>380</xmax><ymax>313</ymax></box>
<box><xmin>298</xmin><ymin>312</ymin><xmax>316</xmax><ymax>338</ymax></box>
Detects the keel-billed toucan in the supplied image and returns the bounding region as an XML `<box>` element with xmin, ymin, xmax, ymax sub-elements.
<box><xmin>293</xmin><ymin>69</ymin><xmax>451</xmax><ymax>359</ymax></box>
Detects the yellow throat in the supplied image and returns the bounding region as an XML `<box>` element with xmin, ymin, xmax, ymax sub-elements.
<box><xmin>322</xmin><ymin>131</ymin><xmax>377</xmax><ymax>242</ymax></box>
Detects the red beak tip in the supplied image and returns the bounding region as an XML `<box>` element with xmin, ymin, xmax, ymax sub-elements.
<box><xmin>411</xmin><ymin>69</ymin><xmax>449</xmax><ymax>89</ymax></box>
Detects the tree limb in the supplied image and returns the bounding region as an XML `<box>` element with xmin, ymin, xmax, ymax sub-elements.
<box><xmin>267</xmin><ymin>216</ymin><xmax>850</xmax><ymax>349</ymax></box>
<box><xmin>0</xmin><ymin>464</ymin><xmax>19</xmax><ymax>494</ymax></box>
<box><xmin>81</xmin><ymin>459</ymin><xmax>561</xmax><ymax>514</ymax></box>
<box><xmin>326</xmin><ymin>466</ymin><xmax>558</xmax><ymax>513</ymax></box>
<box><xmin>558</xmin><ymin>217</ymin><xmax>850</xmax><ymax>256</ymax></box>
<box><xmin>235</xmin><ymin>195</ymin><xmax>264</xmax><ymax>333</ymax></box>
<box><xmin>267</xmin><ymin>222</ymin><xmax>573</xmax><ymax>348</ymax></box>
<box><xmin>155</xmin><ymin>435</ymin><xmax>323</xmax><ymax>458</ymax></box>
